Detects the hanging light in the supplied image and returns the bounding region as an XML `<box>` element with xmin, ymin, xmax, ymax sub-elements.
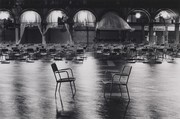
<box><xmin>135</xmin><ymin>12</ymin><xmax>141</xmax><ymax>19</ymax></box>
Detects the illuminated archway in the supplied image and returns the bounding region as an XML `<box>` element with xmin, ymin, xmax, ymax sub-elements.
<box><xmin>73</xmin><ymin>10</ymin><xmax>96</xmax><ymax>28</ymax></box>
<box><xmin>127</xmin><ymin>9</ymin><xmax>150</xmax><ymax>43</ymax></box>
<box><xmin>0</xmin><ymin>10</ymin><xmax>14</xmax><ymax>42</ymax></box>
<box><xmin>0</xmin><ymin>11</ymin><xmax>12</xmax><ymax>20</ymax></box>
<box><xmin>20</xmin><ymin>11</ymin><xmax>41</xmax><ymax>24</ymax></box>
<box><xmin>127</xmin><ymin>9</ymin><xmax>150</xmax><ymax>24</ymax></box>
<box><xmin>18</xmin><ymin>10</ymin><xmax>42</xmax><ymax>44</ymax></box>
<box><xmin>154</xmin><ymin>9</ymin><xmax>177</xmax><ymax>23</ymax></box>
<box><xmin>73</xmin><ymin>10</ymin><xmax>96</xmax><ymax>45</ymax></box>
<box><xmin>46</xmin><ymin>10</ymin><xmax>67</xmax><ymax>28</ymax></box>
<box><xmin>154</xmin><ymin>9</ymin><xmax>178</xmax><ymax>44</ymax></box>
<box><xmin>44</xmin><ymin>10</ymin><xmax>73</xmax><ymax>44</ymax></box>
<box><xmin>0</xmin><ymin>10</ymin><xmax>14</xmax><ymax>28</ymax></box>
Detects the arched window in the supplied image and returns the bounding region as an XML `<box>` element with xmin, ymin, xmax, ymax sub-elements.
<box><xmin>127</xmin><ymin>10</ymin><xmax>150</xmax><ymax>24</ymax></box>
<box><xmin>155</xmin><ymin>10</ymin><xmax>177</xmax><ymax>24</ymax></box>
<box><xmin>73</xmin><ymin>10</ymin><xmax>96</xmax><ymax>29</ymax></box>
<box><xmin>45</xmin><ymin>10</ymin><xmax>68</xmax><ymax>31</ymax></box>
<box><xmin>44</xmin><ymin>10</ymin><xmax>73</xmax><ymax>44</ymax></box>
<box><xmin>20</xmin><ymin>11</ymin><xmax>41</xmax><ymax>24</ymax></box>
<box><xmin>154</xmin><ymin>9</ymin><xmax>178</xmax><ymax>44</ymax></box>
<box><xmin>46</xmin><ymin>10</ymin><xmax>67</xmax><ymax>24</ymax></box>
<box><xmin>0</xmin><ymin>11</ymin><xmax>11</xmax><ymax>20</ymax></box>
<box><xmin>18</xmin><ymin>10</ymin><xmax>42</xmax><ymax>44</ymax></box>
<box><xmin>0</xmin><ymin>10</ymin><xmax>14</xmax><ymax>28</ymax></box>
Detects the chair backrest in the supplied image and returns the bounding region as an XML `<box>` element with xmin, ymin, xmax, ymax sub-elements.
<box><xmin>51</xmin><ymin>63</ymin><xmax>58</xmax><ymax>73</ymax></box>
<box><xmin>51</xmin><ymin>63</ymin><xmax>59</xmax><ymax>82</ymax></box>
<box><xmin>121</xmin><ymin>65</ymin><xmax>132</xmax><ymax>84</ymax></box>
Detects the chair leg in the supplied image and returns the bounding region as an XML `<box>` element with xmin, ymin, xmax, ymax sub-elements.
<box><xmin>110</xmin><ymin>83</ymin><xmax>113</xmax><ymax>98</ymax></box>
<box><xmin>126</xmin><ymin>85</ymin><xmax>130</xmax><ymax>100</ymax></box>
<box><xmin>69</xmin><ymin>82</ymin><xmax>74</xmax><ymax>98</ymax></box>
<box><xmin>103</xmin><ymin>85</ymin><xmax>106</xmax><ymax>98</ymax></box>
<box><xmin>58</xmin><ymin>83</ymin><xmax>62</xmax><ymax>96</ymax></box>
<box><xmin>55</xmin><ymin>83</ymin><xmax>58</xmax><ymax>98</ymax></box>
<box><xmin>103</xmin><ymin>83</ymin><xmax>109</xmax><ymax>99</ymax></box>
<box><xmin>58</xmin><ymin>84</ymin><xmax>64</xmax><ymax>109</ymax></box>
<box><xmin>118</xmin><ymin>85</ymin><xmax>122</xmax><ymax>97</ymax></box>
<box><xmin>73</xmin><ymin>81</ymin><xmax>76</xmax><ymax>96</ymax></box>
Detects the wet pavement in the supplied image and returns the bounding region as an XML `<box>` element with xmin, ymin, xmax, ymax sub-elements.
<box><xmin>1</xmin><ymin>53</ymin><xmax>180</xmax><ymax>119</ymax></box>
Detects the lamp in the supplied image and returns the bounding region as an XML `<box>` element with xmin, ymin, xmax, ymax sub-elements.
<box><xmin>135</xmin><ymin>13</ymin><xmax>141</xmax><ymax>19</ymax></box>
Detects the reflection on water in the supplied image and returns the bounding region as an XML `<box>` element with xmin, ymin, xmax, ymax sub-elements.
<box><xmin>1</xmin><ymin>54</ymin><xmax>180</xmax><ymax>118</ymax></box>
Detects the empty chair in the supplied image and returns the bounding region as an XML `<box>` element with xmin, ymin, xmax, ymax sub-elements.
<box><xmin>76</xmin><ymin>49</ymin><xmax>84</xmax><ymax>55</ymax></box>
<box><xmin>75</xmin><ymin>48</ymin><xmax>86</xmax><ymax>62</ymax></box>
<box><xmin>49</xmin><ymin>49</ymin><xmax>57</xmax><ymax>56</ymax></box>
<box><xmin>102</xmin><ymin>65</ymin><xmax>132</xmax><ymax>99</ymax></box>
<box><xmin>113</xmin><ymin>48</ymin><xmax>121</xmax><ymax>55</ymax></box>
<box><xmin>51</xmin><ymin>63</ymin><xmax>76</xmax><ymax>98</ymax></box>
<box><xmin>65</xmin><ymin>49</ymin><xmax>75</xmax><ymax>60</ymax></box>
<box><xmin>27</xmin><ymin>48</ymin><xmax>35</xmax><ymax>54</ymax></box>
<box><xmin>39</xmin><ymin>48</ymin><xmax>47</xmax><ymax>56</ymax></box>
<box><xmin>156</xmin><ymin>48</ymin><xmax>164</xmax><ymax>60</ymax></box>
<box><xmin>103</xmin><ymin>48</ymin><xmax>111</xmax><ymax>56</ymax></box>
<box><xmin>165</xmin><ymin>48</ymin><xmax>175</xmax><ymax>62</ymax></box>
<box><xmin>12</xmin><ymin>48</ymin><xmax>21</xmax><ymax>58</ymax></box>
<box><xmin>1</xmin><ymin>48</ymin><xmax>9</xmax><ymax>55</ymax></box>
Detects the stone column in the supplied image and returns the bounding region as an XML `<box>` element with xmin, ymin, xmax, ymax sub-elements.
<box><xmin>141</xmin><ymin>24</ymin><xmax>145</xmax><ymax>43</ymax></box>
<box><xmin>175</xmin><ymin>17</ymin><xmax>179</xmax><ymax>44</ymax></box>
<box><xmin>149</xmin><ymin>22</ymin><xmax>154</xmax><ymax>44</ymax></box>
<box><xmin>15</xmin><ymin>28</ymin><xmax>19</xmax><ymax>44</ymax></box>
<box><xmin>164</xmin><ymin>25</ymin><xmax>168</xmax><ymax>45</ymax></box>
<box><xmin>42</xmin><ymin>27</ymin><xmax>46</xmax><ymax>45</ymax></box>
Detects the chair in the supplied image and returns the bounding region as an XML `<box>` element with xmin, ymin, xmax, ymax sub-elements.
<box><xmin>75</xmin><ymin>48</ymin><xmax>85</xmax><ymax>62</ymax></box>
<box><xmin>51</xmin><ymin>63</ymin><xmax>76</xmax><ymax>98</ymax></box>
<box><xmin>102</xmin><ymin>65</ymin><xmax>132</xmax><ymax>99</ymax></box>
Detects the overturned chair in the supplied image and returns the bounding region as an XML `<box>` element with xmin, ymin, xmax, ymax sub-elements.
<box><xmin>51</xmin><ymin>63</ymin><xmax>76</xmax><ymax>98</ymax></box>
<box><xmin>102</xmin><ymin>65</ymin><xmax>132</xmax><ymax>100</ymax></box>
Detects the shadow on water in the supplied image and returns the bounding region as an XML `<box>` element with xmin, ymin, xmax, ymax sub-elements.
<box><xmin>101</xmin><ymin>85</ymin><xmax>131</xmax><ymax>119</ymax></box>
<box><xmin>100</xmin><ymin>97</ymin><xmax>131</xmax><ymax>119</ymax></box>
<box><xmin>55</xmin><ymin>91</ymin><xmax>77</xmax><ymax>119</ymax></box>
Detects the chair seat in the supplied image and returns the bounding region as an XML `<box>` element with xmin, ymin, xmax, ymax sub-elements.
<box><xmin>57</xmin><ymin>77</ymin><xmax>76</xmax><ymax>82</ymax></box>
<box><xmin>51</xmin><ymin>62</ymin><xmax>76</xmax><ymax>98</ymax></box>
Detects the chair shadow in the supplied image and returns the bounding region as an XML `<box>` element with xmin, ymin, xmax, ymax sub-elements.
<box><xmin>103</xmin><ymin>84</ymin><xmax>131</xmax><ymax>118</ymax></box>
<box><xmin>55</xmin><ymin>90</ymin><xmax>76</xmax><ymax>119</ymax></box>
<box><xmin>103</xmin><ymin>95</ymin><xmax>131</xmax><ymax>119</ymax></box>
<box><xmin>123</xmin><ymin>100</ymin><xmax>130</xmax><ymax>119</ymax></box>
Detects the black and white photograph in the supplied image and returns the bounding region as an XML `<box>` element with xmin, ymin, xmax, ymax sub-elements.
<box><xmin>0</xmin><ymin>0</ymin><xmax>180</xmax><ymax>118</ymax></box>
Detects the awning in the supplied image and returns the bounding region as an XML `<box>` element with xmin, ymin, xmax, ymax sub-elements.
<box><xmin>96</xmin><ymin>12</ymin><xmax>132</xmax><ymax>30</ymax></box>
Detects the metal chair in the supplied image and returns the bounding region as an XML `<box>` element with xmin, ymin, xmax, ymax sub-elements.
<box><xmin>51</xmin><ymin>63</ymin><xmax>76</xmax><ymax>98</ymax></box>
<box><xmin>103</xmin><ymin>65</ymin><xmax>132</xmax><ymax>99</ymax></box>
